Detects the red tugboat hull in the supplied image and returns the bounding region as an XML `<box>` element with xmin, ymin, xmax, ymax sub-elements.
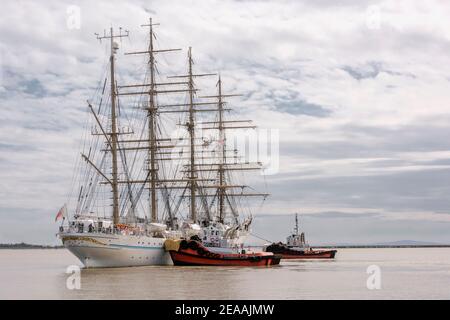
<box><xmin>265</xmin><ymin>243</ymin><xmax>337</xmax><ymax>259</ymax></box>
<box><xmin>279</xmin><ymin>250</ymin><xmax>337</xmax><ymax>259</ymax></box>
<box><xmin>166</xmin><ymin>240</ymin><xmax>281</xmax><ymax>266</ymax></box>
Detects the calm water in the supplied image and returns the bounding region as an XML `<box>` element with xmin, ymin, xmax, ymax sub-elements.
<box><xmin>1</xmin><ymin>248</ymin><xmax>449</xmax><ymax>299</ymax></box>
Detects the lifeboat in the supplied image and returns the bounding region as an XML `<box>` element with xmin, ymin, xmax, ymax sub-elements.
<box><xmin>265</xmin><ymin>243</ymin><xmax>336</xmax><ymax>259</ymax></box>
<box><xmin>165</xmin><ymin>239</ymin><xmax>281</xmax><ymax>266</ymax></box>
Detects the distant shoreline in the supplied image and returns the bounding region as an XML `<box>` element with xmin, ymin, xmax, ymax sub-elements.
<box><xmin>0</xmin><ymin>243</ymin><xmax>63</xmax><ymax>249</ymax></box>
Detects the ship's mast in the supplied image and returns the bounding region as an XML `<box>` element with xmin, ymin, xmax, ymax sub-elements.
<box><xmin>163</xmin><ymin>53</ymin><xmax>217</xmax><ymax>224</ymax></box>
<box><xmin>109</xmin><ymin>30</ymin><xmax>120</xmax><ymax>226</ymax></box>
<box><xmin>217</xmin><ymin>76</ymin><xmax>226</xmax><ymax>223</ymax></box>
<box><xmin>114</xmin><ymin>20</ymin><xmax>194</xmax><ymax>227</ymax></box>
<box><xmin>95</xmin><ymin>28</ymin><xmax>129</xmax><ymax>226</ymax></box>
<box><xmin>147</xmin><ymin>18</ymin><xmax>158</xmax><ymax>222</ymax></box>
<box><xmin>187</xmin><ymin>47</ymin><xmax>197</xmax><ymax>223</ymax></box>
<box><xmin>295</xmin><ymin>213</ymin><xmax>299</xmax><ymax>235</ymax></box>
<box><xmin>197</xmin><ymin>76</ymin><xmax>269</xmax><ymax>225</ymax></box>
<box><xmin>183</xmin><ymin>49</ymin><xmax>219</xmax><ymax>223</ymax></box>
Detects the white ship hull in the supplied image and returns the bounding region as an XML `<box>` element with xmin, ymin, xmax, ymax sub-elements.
<box><xmin>59</xmin><ymin>232</ymin><xmax>172</xmax><ymax>268</ymax></box>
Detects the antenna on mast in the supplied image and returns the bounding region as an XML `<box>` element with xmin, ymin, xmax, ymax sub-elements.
<box><xmin>95</xmin><ymin>28</ymin><xmax>129</xmax><ymax>42</ymax></box>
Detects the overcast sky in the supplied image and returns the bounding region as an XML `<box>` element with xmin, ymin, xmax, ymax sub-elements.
<box><xmin>1</xmin><ymin>0</ymin><xmax>450</xmax><ymax>245</ymax></box>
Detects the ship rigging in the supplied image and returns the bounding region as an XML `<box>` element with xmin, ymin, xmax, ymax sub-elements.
<box><xmin>58</xmin><ymin>19</ymin><xmax>270</xmax><ymax>267</ymax></box>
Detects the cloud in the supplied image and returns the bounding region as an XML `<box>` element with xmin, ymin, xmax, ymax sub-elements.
<box><xmin>274</xmin><ymin>96</ymin><xmax>333</xmax><ymax>117</ymax></box>
<box><xmin>342</xmin><ymin>62</ymin><xmax>383</xmax><ymax>80</ymax></box>
<box><xmin>1</xmin><ymin>0</ymin><xmax>450</xmax><ymax>244</ymax></box>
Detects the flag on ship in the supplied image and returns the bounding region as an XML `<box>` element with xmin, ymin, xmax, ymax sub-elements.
<box><xmin>55</xmin><ymin>204</ymin><xmax>67</xmax><ymax>222</ymax></box>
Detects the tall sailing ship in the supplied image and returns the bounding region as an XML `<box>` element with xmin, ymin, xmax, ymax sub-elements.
<box><xmin>57</xmin><ymin>20</ymin><xmax>269</xmax><ymax>268</ymax></box>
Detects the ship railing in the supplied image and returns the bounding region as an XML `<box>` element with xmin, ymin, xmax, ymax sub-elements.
<box><xmin>59</xmin><ymin>225</ymin><xmax>119</xmax><ymax>235</ymax></box>
<box><xmin>59</xmin><ymin>224</ymin><xmax>151</xmax><ymax>237</ymax></box>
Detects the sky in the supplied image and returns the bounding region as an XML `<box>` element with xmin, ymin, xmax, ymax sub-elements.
<box><xmin>1</xmin><ymin>0</ymin><xmax>450</xmax><ymax>245</ymax></box>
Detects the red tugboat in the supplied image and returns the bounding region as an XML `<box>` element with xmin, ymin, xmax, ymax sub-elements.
<box><xmin>265</xmin><ymin>214</ymin><xmax>337</xmax><ymax>259</ymax></box>
<box><xmin>166</xmin><ymin>239</ymin><xmax>281</xmax><ymax>266</ymax></box>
